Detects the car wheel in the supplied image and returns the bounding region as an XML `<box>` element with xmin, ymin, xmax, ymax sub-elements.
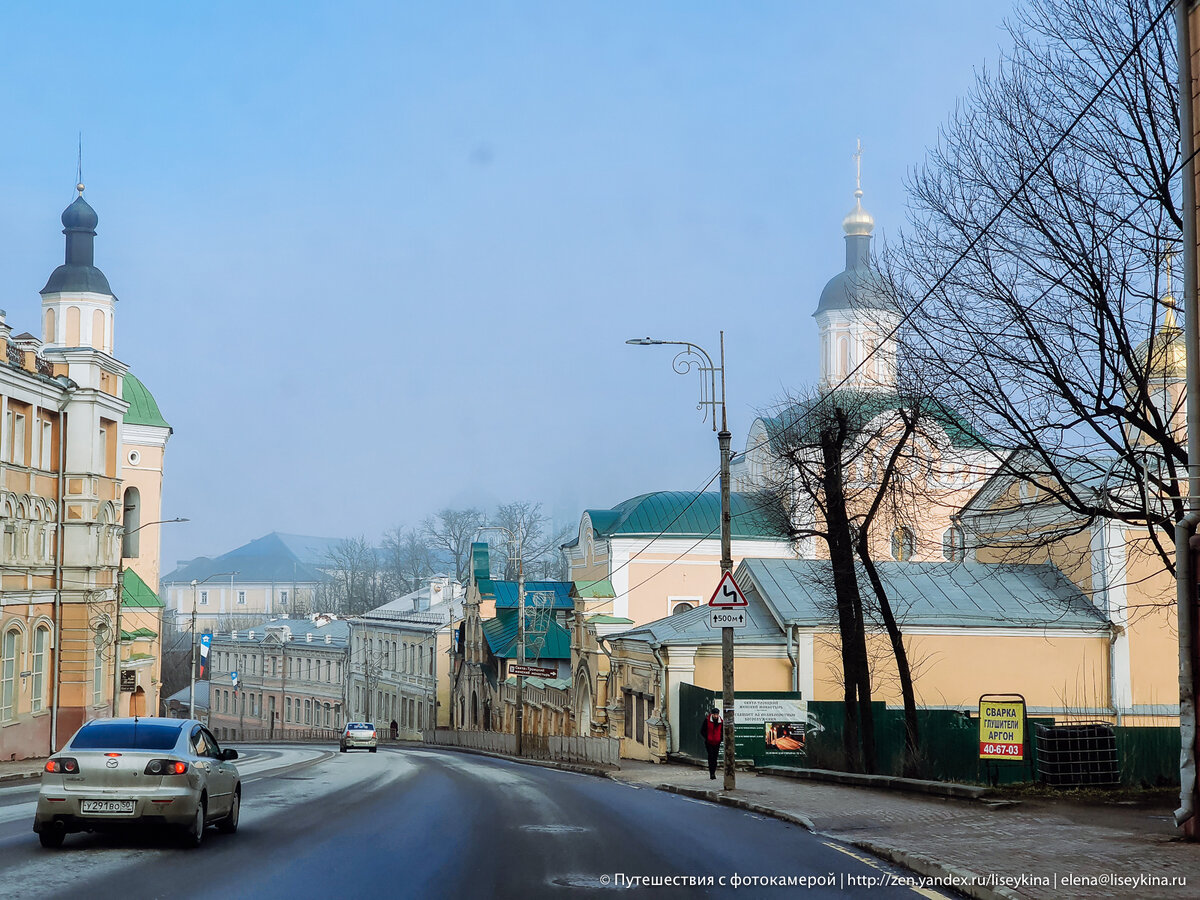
<box><xmin>340</xmin><ymin>745</ymin><xmax>346</xmax><ymax>753</ymax></box>
<box><xmin>38</xmin><ymin>827</ymin><xmax>65</xmax><ymax>849</ymax></box>
<box><xmin>182</xmin><ymin>797</ymin><xmax>206</xmax><ymax>848</ymax></box>
<box><xmin>217</xmin><ymin>789</ymin><xmax>239</xmax><ymax>834</ymax></box>
<box><xmin>369</xmin><ymin>746</ymin><xmax>377</xmax><ymax>753</ymax></box>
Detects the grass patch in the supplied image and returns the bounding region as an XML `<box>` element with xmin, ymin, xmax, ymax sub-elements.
<box><xmin>988</xmin><ymin>781</ymin><xmax>1178</xmax><ymax>804</ymax></box>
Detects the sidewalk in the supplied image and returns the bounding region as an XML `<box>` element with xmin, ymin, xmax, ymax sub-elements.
<box><xmin>612</xmin><ymin>760</ymin><xmax>1195</xmax><ymax>900</ymax></box>
<box><xmin>0</xmin><ymin>757</ymin><xmax>44</xmax><ymax>784</ymax></box>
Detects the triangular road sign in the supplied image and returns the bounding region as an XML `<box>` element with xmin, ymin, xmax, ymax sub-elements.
<box><xmin>708</xmin><ymin>571</ymin><xmax>748</xmax><ymax>607</ymax></box>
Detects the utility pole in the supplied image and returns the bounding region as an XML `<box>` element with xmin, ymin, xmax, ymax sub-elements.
<box><xmin>628</xmin><ymin>332</ymin><xmax>735</xmax><ymax>789</ymax></box>
<box><xmin>517</xmin><ymin>550</ymin><xmax>525</xmax><ymax>757</ymax></box>
<box><xmin>190</xmin><ymin>570</ymin><xmax>236</xmax><ymax>719</ymax></box>
<box><xmin>1177</xmin><ymin>0</ymin><xmax>1200</xmax><ymax>840</ymax></box>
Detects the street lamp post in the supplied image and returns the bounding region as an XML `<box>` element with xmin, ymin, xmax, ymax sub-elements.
<box><xmin>189</xmin><ymin>571</ymin><xmax>238</xmax><ymax>719</ymax></box>
<box><xmin>628</xmin><ymin>333</ymin><xmax>736</xmax><ymax>790</ymax></box>
<box><xmin>112</xmin><ymin>517</ymin><xmax>189</xmax><ymax>716</ymax></box>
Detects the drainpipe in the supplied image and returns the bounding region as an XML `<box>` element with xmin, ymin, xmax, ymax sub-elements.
<box><xmin>50</xmin><ymin>378</ymin><xmax>76</xmax><ymax>753</ymax></box>
<box><xmin>1109</xmin><ymin>625</ymin><xmax>1123</xmax><ymax>726</ymax></box>
<box><xmin>650</xmin><ymin>643</ymin><xmax>670</xmax><ymax>755</ymax></box>
<box><xmin>1177</xmin><ymin>0</ymin><xmax>1200</xmax><ymax>831</ymax></box>
<box><xmin>785</xmin><ymin>624</ymin><xmax>798</xmax><ymax>693</ymax></box>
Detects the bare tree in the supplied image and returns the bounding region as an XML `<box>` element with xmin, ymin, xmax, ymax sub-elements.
<box><xmin>757</xmin><ymin>383</ymin><xmax>970</xmax><ymax>775</ymax></box>
<box><xmin>422</xmin><ymin>507</ymin><xmax>484</xmax><ymax>583</ymax></box>
<box><xmin>320</xmin><ymin>537</ymin><xmax>386</xmax><ymax>616</ymax></box>
<box><xmin>487</xmin><ymin>501</ymin><xmax>572</xmax><ymax>581</ymax></box>
<box><xmin>895</xmin><ymin>0</ymin><xmax>1183</xmax><ymax>580</ymax></box>
<box><xmin>380</xmin><ymin>527</ymin><xmax>434</xmax><ymax>596</ymax></box>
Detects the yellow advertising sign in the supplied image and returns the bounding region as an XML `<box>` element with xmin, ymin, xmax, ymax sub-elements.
<box><xmin>979</xmin><ymin>699</ymin><xmax>1025</xmax><ymax>760</ymax></box>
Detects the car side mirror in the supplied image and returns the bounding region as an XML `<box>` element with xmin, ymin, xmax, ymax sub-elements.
<box><xmin>221</xmin><ymin>748</ymin><xmax>239</xmax><ymax>761</ymax></box>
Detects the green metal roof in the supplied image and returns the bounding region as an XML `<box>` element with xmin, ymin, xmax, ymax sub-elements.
<box><xmin>122</xmin><ymin>373</ymin><xmax>170</xmax><ymax>429</ymax></box>
<box><xmin>120</xmin><ymin>627</ymin><xmax>157</xmax><ymax>640</ymax></box>
<box><xmin>488</xmin><ymin>581</ymin><xmax>574</xmax><ymax>610</ymax></box>
<box><xmin>472</xmin><ymin>542</ymin><xmax>491</xmax><ymax>583</ymax></box>
<box><xmin>504</xmin><ymin>675</ymin><xmax>571</xmax><ymax>690</ymax></box>
<box><xmin>480</xmin><ymin>609</ymin><xmax>572</xmax><ymax>660</ymax></box>
<box><xmin>573</xmin><ymin>580</ymin><xmax>615</xmax><ymax>599</ymax></box>
<box><xmin>121</xmin><ymin>568</ymin><xmax>164</xmax><ymax>608</ymax></box>
<box><xmin>566</xmin><ymin>491</ymin><xmax>789</xmax><ymax>548</ymax></box>
<box><xmin>586</xmin><ymin>614</ymin><xmax>633</xmax><ymax>625</ymax></box>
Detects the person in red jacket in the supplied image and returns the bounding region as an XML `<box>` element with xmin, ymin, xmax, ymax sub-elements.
<box><xmin>701</xmin><ymin>708</ymin><xmax>723</xmax><ymax>779</ymax></box>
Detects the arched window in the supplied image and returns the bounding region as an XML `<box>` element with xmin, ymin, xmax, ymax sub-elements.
<box><xmin>122</xmin><ymin>487</ymin><xmax>141</xmax><ymax>558</ymax></box>
<box><xmin>838</xmin><ymin>335</ymin><xmax>850</xmax><ymax>377</ymax></box>
<box><xmin>66</xmin><ymin>306</ymin><xmax>81</xmax><ymax>346</ymax></box>
<box><xmin>672</xmin><ymin>602</ymin><xmax>694</xmax><ymax>615</ymax></box>
<box><xmin>304</xmin><ymin>699</ymin><xmax>312</xmax><ymax>724</ymax></box>
<box><xmin>942</xmin><ymin>526</ymin><xmax>965</xmax><ymax>562</ymax></box>
<box><xmin>891</xmin><ymin>527</ymin><xmax>915</xmax><ymax>562</ymax></box>
<box><xmin>44</xmin><ymin>308</ymin><xmax>56</xmax><ymax>344</ymax></box>
<box><xmin>324</xmin><ymin>703</ymin><xmax>332</xmax><ymax>727</ymax></box>
<box><xmin>92</xmin><ymin>309</ymin><xmax>105</xmax><ymax>351</ymax></box>
<box><xmin>401</xmin><ymin>642</ymin><xmax>407</xmax><ymax>672</ymax></box>
<box><xmin>383</xmin><ymin>640</ymin><xmax>390</xmax><ymax>667</ymax></box>
<box><xmin>1</xmin><ymin>628</ymin><xmax>20</xmax><ymax>721</ymax></box>
<box><xmin>31</xmin><ymin>625</ymin><xmax>49</xmax><ymax>713</ymax></box>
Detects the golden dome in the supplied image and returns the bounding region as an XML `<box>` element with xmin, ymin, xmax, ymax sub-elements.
<box><xmin>1134</xmin><ymin>299</ymin><xmax>1186</xmax><ymax>379</ymax></box>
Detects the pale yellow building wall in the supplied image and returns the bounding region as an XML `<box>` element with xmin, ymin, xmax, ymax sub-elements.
<box><xmin>812</xmin><ymin>631</ymin><xmax>1111</xmax><ymax>711</ymax></box>
<box><xmin>692</xmin><ymin>654</ymin><xmax>793</xmax><ymax>692</ymax></box>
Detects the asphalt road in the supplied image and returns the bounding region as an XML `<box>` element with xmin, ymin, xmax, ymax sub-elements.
<box><xmin>0</xmin><ymin>745</ymin><xmax>949</xmax><ymax>898</ymax></box>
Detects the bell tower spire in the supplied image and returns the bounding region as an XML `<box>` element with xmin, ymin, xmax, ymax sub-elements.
<box><xmin>40</xmin><ymin>181</ymin><xmax>116</xmax><ymax>353</ymax></box>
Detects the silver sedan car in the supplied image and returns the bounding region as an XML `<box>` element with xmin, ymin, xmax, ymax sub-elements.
<box><xmin>33</xmin><ymin>717</ymin><xmax>240</xmax><ymax>849</ymax></box>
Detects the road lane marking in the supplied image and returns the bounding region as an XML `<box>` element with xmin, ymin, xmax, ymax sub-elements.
<box><xmin>821</xmin><ymin>841</ymin><xmax>950</xmax><ymax>899</ymax></box>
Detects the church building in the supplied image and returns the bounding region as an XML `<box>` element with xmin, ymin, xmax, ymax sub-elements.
<box><xmin>1</xmin><ymin>184</ymin><xmax>172</xmax><ymax>759</ymax></box>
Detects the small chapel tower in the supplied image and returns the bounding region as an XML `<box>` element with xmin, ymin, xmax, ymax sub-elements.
<box><xmin>814</xmin><ymin>144</ymin><xmax>901</xmax><ymax>391</ymax></box>
<box><xmin>40</xmin><ymin>183</ymin><xmax>116</xmax><ymax>354</ymax></box>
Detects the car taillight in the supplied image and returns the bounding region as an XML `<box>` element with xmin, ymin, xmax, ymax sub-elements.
<box><xmin>144</xmin><ymin>759</ymin><xmax>189</xmax><ymax>776</ymax></box>
<box><xmin>45</xmin><ymin>758</ymin><xmax>79</xmax><ymax>774</ymax></box>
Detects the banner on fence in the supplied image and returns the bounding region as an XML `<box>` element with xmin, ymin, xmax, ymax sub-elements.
<box><xmin>978</xmin><ymin>695</ymin><xmax>1026</xmax><ymax>760</ymax></box>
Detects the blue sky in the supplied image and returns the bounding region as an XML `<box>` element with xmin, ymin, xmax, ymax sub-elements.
<box><xmin>0</xmin><ymin>2</ymin><xmax>1012</xmax><ymax>568</ymax></box>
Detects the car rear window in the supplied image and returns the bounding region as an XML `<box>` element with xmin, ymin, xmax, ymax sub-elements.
<box><xmin>70</xmin><ymin>722</ymin><xmax>183</xmax><ymax>751</ymax></box>
<box><xmin>348</xmin><ymin>723</ymin><xmax>374</xmax><ymax>731</ymax></box>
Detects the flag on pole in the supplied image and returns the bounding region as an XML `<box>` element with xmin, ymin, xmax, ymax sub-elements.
<box><xmin>199</xmin><ymin>633</ymin><xmax>212</xmax><ymax>678</ymax></box>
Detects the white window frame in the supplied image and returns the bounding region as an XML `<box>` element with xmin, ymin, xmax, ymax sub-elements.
<box><xmin>0</xmin><ymin>628</ymin><xmax>18</xmax><ymax>721</ymax></box>
<box><xmin>40</xmin><ymin>420</ymin><xmax>53</xmax><ymax>470</ymax></box>
<box><xmin>31</xmin><ymin>625</ymin><xmax>48</xmax><ymax>713</ymax></box>
<box><xmin>199</xmin><ymin>590</ymin><xmax>208</xmax><ymax>606</ymax></box>
<box><xmin>667</xmin><ymin>595</ymin><xmax>701</xmax><ymax>617</ymax></box>
<box><xmin>237</xmin><ymin>590</ymin><xmax>246</xmax><ymax>605</ymax></box>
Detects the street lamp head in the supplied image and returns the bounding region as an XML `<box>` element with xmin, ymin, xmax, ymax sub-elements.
<box><xmin>626</xmin><ymin>337</ymin><xmax>664</xmax><ymax>345</ymax></box>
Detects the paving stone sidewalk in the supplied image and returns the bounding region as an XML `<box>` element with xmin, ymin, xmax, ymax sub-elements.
<box><xmin>613</xmin><ymin>761</ymin><xmax>1196</xmax><ymax>900</ymax></box>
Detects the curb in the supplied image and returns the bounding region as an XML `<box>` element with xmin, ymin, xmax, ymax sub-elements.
<box><xmin>653</xmin><ymin>783</ymin><xmax>816</xmax><ymax>831</ymax></box>
<box><xmin>757</xmin><ymin>765</ymin><xmax>989</xmax><ymax>801</ymax></box>
<box><xmin>416</xmin><ymin>743</ymin><xmax>616</xmax><ymax>780</ymax></box>
<box><xmin>650</xmin><ymin>783</ymin><xmax>1019</xmax><ymax>900</ymax></box>
<box><xmin>0</xmin><ymin>770</ymin><xmax>41</xmax><ymax>785</ymax></box>
<box><xmin>845</xmin><ymin>839</ymin><xmax>1022</xmax><ymax>900</ymax></box>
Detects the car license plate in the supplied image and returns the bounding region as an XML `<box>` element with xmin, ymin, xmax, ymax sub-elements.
<box><xmin>81</xmin><ymin>799</ymin><xmax>135</xmax><ymax>815</ymax></box>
